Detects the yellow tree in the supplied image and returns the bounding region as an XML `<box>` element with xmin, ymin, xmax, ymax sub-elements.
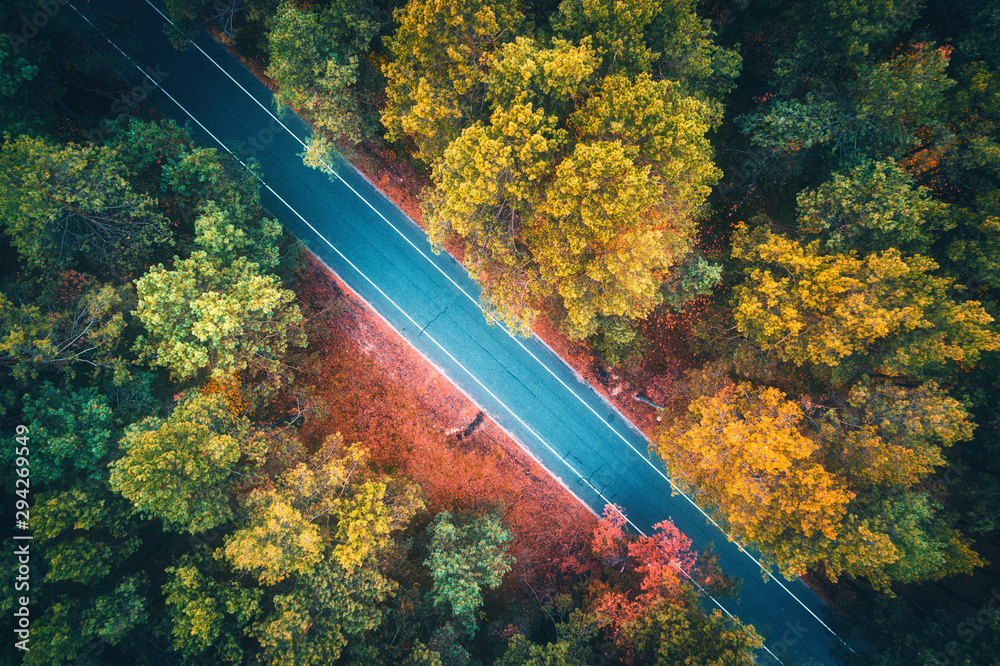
<box><xmin>732</xmin><ymin>227</ymin><xmax>999</xmax><ymax>373</ymax></box>
<box><xmin>109</xmin><ymin>393</ymin><xmax>256</xmax><ymax>533</ymax></box>
<box><xmin>656</xmin><ymin>379</ymin><xmax>853</xmax><ymax>578</ymax></box>
<box><xmin>381</xmin><ymin>0</ymin><xmax>524</xmax><ymax>164</ymax></box>
<box><xmin>134</xmin><ymin>251</ymin><xmax>305</xmax><ymax>383</ymax></box>
<box><xmin>223</xmin><ymin>436</ymin><xmax>423</xmax><ymax>586</ymax></box>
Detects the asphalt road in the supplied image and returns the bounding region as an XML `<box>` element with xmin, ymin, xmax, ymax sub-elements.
<box><xmin>69</xmin><ymin>1</ymin><xmax>844</xmax><ymax>662</ymax></box>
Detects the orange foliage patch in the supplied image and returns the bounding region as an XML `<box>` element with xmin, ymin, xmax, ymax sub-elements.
<box><xmin>199</xmin><ymin>380</ymin><xmax>249</xmax><ymax>415</ymax></box>
<box><xmin>294</xmin><ymin>256</ymin><xmax>597</xmax><ymax>598</ymax></box>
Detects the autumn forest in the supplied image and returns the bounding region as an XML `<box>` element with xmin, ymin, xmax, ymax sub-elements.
<box><xmin>2</xmin><ymin>0</ymin><xmax>1000</xmax><ymax>664</ymax></box>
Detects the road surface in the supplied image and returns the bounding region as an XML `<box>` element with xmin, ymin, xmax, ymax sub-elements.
<box><xmin>68</xmin><ymin>1</ymin><xmax>846</xmax><ymax>662</ymax></box>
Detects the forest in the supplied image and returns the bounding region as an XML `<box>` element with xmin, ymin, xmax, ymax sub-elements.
<box><xmin>1</xmin><ymin>0</ymin><xmax>1000</xmax><ymax>663</ymax></box>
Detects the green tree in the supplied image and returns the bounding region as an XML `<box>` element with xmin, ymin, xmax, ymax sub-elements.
<box><xmin>163</xmin><ymin>553</ymin><xmax>262</xmax><ymax>662</ymax></box>
<box><xmin>5</xmin><ymin>382</ymin><xmax>113</xmax><ymax>484</ymax></box>
<box><xmin>425</xmin><ymin>511</ymin><xmax>513</xmax><ymax>633</ymax></box>
<box><xmin>134</xmin><ymin>251</ymin><xmax>305</xmax><ymax>382</ymax></box>
<box><xmin>661</xmin><ymin>253</ymin><xmax>723</xmax><ymax>311</ymax></box>
<box><xmin>796</xmin><ymin>159</ymin><xmax>947</xmax><ymax>253</ymax></box>
<box><xmin>80</xmin><ymin>574</ymin><xmax>149</xmax><ymax>647</ymax></box>
<box><xmin>0</xmin><ymin>134</ymin><xmax>170</xmax><ymax>275</ymax></box>
<box><xmin>743</xmin><ymin>44</ymin><xmax>955</xmax><ymax>169</ymax></box>
<box><xmin>267</xmin><ymin>0</ymin><xmax>377</xmax><ymax>148</ymax></box>
<box><xmin>771</xmin><ymin>0</ymin><xmax>925</xmax><ymax>91</ymax></box>
<box><xmin>109</xmin><ymin>392</ymin><xmax>255</xmax><ymax>533</ymax></box>
<box><xmin>496</xmin><ymin>610</ymin><xmax>599</xmax><ymax>665</ymax></box>
<box><xmin>625</xmin><ymin>598</ymin><xmax>763</xmax><ymax>665</ymax></box>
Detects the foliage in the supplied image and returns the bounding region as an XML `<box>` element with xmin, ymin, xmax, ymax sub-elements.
<box><xmin>224</xmin><ymin>436</ymin><xmax>422</xmax><ymax>585</ymax></box>
<box><xmin>771</xmin><ymin>0</ymin><xmax>926</xmax><ymax>90</ymax></box>
<box><xmin>661</xmin><ymin>253</ymin><xmax>723</xmax><ymax>311</ymax></box>
<box><xmin>552</xmin><ymin>0</ymin><xmax>741</xmax><ymax>113</ymax></box>
<box><xmin>80</xmin><ymin>574</ymin><xmax>149</xmax><ymax>646</ymax></box>
<box><xmin>0</xmin><ymin>283</ymin><xmax>130</xmax><ymax>382</ymax></box>
<box><xmin>796</xmin><ymin>159</ymin><xmax>947</xmax><ymax>254</ymax></box>
<box><xmin>253</xmin><ymin>556</ymin><xmax>396</xmax><ymax>665</ymax></box>
<box><xmin>743</xmin><ymin>44</ymin><xmax>955</xmax><ymax>168</ymax></box>
<box><xmin>109</xmin><ymin>392</ymin><xmax>254</xmax><ymax>533</ymax></box>
<box><xmin>0</xmin><ymin>134</ymin><xmax>170</xmax><ymax>275</ymax></box>
<box><xmin>625</xmin><ymin>599</ymin><xmax>763</xmax><ymax>665</ymax></box>
<box><xmin>426</xmin><ymin>511</ymin><xmax>513</xmax><ymax>633</ymax></box>
<box><xmin>656</xmin><ymin>379</ymin><xmax>853</xmax><ymax>578</ymax></box>
<box><xmin>267</xmin><ymin>0</ymin><xmax>378</xmax><ymax>147</ymax></box>
<box><xmin>134</xmin><ymin>251</ymin><xmax>305</xmax><ymax>382</ymax></box>
<box><xmin>732</xmin><ymin>227</ymin><xmax>1000</xmax><ymax>374</ymax></box>
<box><xmin>496</xmin><ymin>610</ymin><xmax>599</xmax><ymax>665</ymax></box>
<box><xmin>2</xmin><ymin>382</ymin><xmax>112</xmax><ymax>484</ymax></box>
<box><xmin>163</xmin><ymin>553</ymin><xmax>262</xmax><ymax>661</ymax></box>
<box><xmin>589</xmin><ymin>315</ymin><xmax>648</xmax><ymax>369</ymax></box>
<box><xmin>382</xmin><ymin>0</ymin><xmax>525</xmax><ymax>163</ymax></box>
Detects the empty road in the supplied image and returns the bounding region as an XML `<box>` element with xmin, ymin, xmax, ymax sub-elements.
<box><xmin>69</xmin><ymin>1</ymin><xmax>845</xmax><ymax>662</ymax></box>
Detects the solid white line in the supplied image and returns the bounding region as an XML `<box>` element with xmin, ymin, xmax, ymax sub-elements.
<box><xmin>81</xmin><ymin>1</ymin><xmax>836</xmax><ymax>654</ymax></box>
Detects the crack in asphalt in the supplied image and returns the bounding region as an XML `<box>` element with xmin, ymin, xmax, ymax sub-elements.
<box><xmin>418</xmin><ymin>306</ymin><xmax>448</xmax><ymax>339</ymax></box>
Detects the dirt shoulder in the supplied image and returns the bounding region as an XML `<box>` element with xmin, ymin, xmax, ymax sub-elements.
<box><xmin>294</xmin><ymin>256</ymin><xmax>597</xmax><ymax>587</ymax></box>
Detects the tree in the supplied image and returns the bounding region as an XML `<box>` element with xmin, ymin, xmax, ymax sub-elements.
<box><xmin>163</xmin><ymin>553</ymin><xmax>262</xmax><ymax>662</ymax></box>
<box><xmin>551</xmin><ymin>0</ymin><xmax>661</xmax><ymax>74</ymax></box>
<box><xmin>5</xmin><ymin>382</ymin><xmax>112</xmax><ymax>484</ymax></box>
<box><xmin>253</xmin><ymin>556</ymin><xmax>396</xmax><ymax>665</ymax></box>
<box><xmin>816</xmin><ymin>381</ymin><xmax>975</xmax><ymax>491</ymax></box>
<box><xmin>628</xmin><ymin>519</ymin><xmax>697</xmax><ymax>597</ymax></box>
<box><xmin>661</xmin><ymin>253</ymin><xmax>722</xmax><ymax>311</ymax></box>
<box><xmin>80</xmin><ymin>575</ymin><xmax>149</xmax><ymax>647</ymax></box>
<box><xmin>426</xmin><ymin>511</ymin><xmax>514</xmax><ymax>633</ymax></box>
<box><xmin>134</xmin><ymin>251</ymin><xmax>305</xmax><ymax>382</ymax></box>
<box><xmin>0</xmin><ymin>134</ymin><xmax>170</xmax><ymax>275</ymax></box>
<box><xmin>426</xmin><ymin>70</ymin><xmax>718</xmax><ymax>336</ymax></box>
<box><xmin>552</xmin><ymin>0</ymin><xmax>741</xmax><ymax>113</ymax></box>
<box><xmin>194</xmin><ymin>200</ymin><xmax>282</xmax><ymax>269</ymax></box>
<box><xmin>0</xmin><ymin>13</ymin><xmax>38</xmax><ymax>97</ymax></box>
<box><xmin>732</xmin><ymin>228</ymin><xmax>999</xmax><ymax>374</ymax></box>
<box><xmin>496</xmin><ymin>610</ymin><xmax>599</xmax><ymax>665</ymax></box>
<box><xmin>743</xmin><ymin>43</ymin><xmax>955</xmax><ymax>169</ymax></box>
<box><xmin>382</xmin><ymin>0</ymin><xmax>524</xmax><ymax>163</ymax></box>
<box><xmin>655</xmin><ymin>379</ymin><xmax>853</xmax><ymax>578</ymax></box>
<box><xmin>796</xmin><ymin>159</ymin><xmax>947</xmax><ymax>254</ymax></box>
<box><xmin>624</xmin><ymin>598</ymin><xmax>763</xmax><ymax>665</ymax></box>
<box><xmin>109</xmin><ymin>392</ymin><xmax>254</xmax><ymax>533</ymax></box>
<box><xmin>770</xmin><ymin>0</ymin><xmax>925</xmax><ymax>91</ymax></box>
<box><xmin>0</xmin><ymin>283</ymin><xmax>129</xmax><ymax>382</ymax></box>
<box><xmin>266</xmin><ymin>0</ymin><xmax>378</xmax><ymax>147</ymax></box>
<box><xmin>224</xmin><ymin>437</ymin><xmax>422</xmax><ymax>585</ymax></box>
<box><xmin>424</xmin><ymin>102</ymin><xmax>566</xmax><ymax>331</ymax></box>
<box><xmin>533</xmin><ymin>139</ymin><xmax>664</xmax><ymax>337</ymax></box>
